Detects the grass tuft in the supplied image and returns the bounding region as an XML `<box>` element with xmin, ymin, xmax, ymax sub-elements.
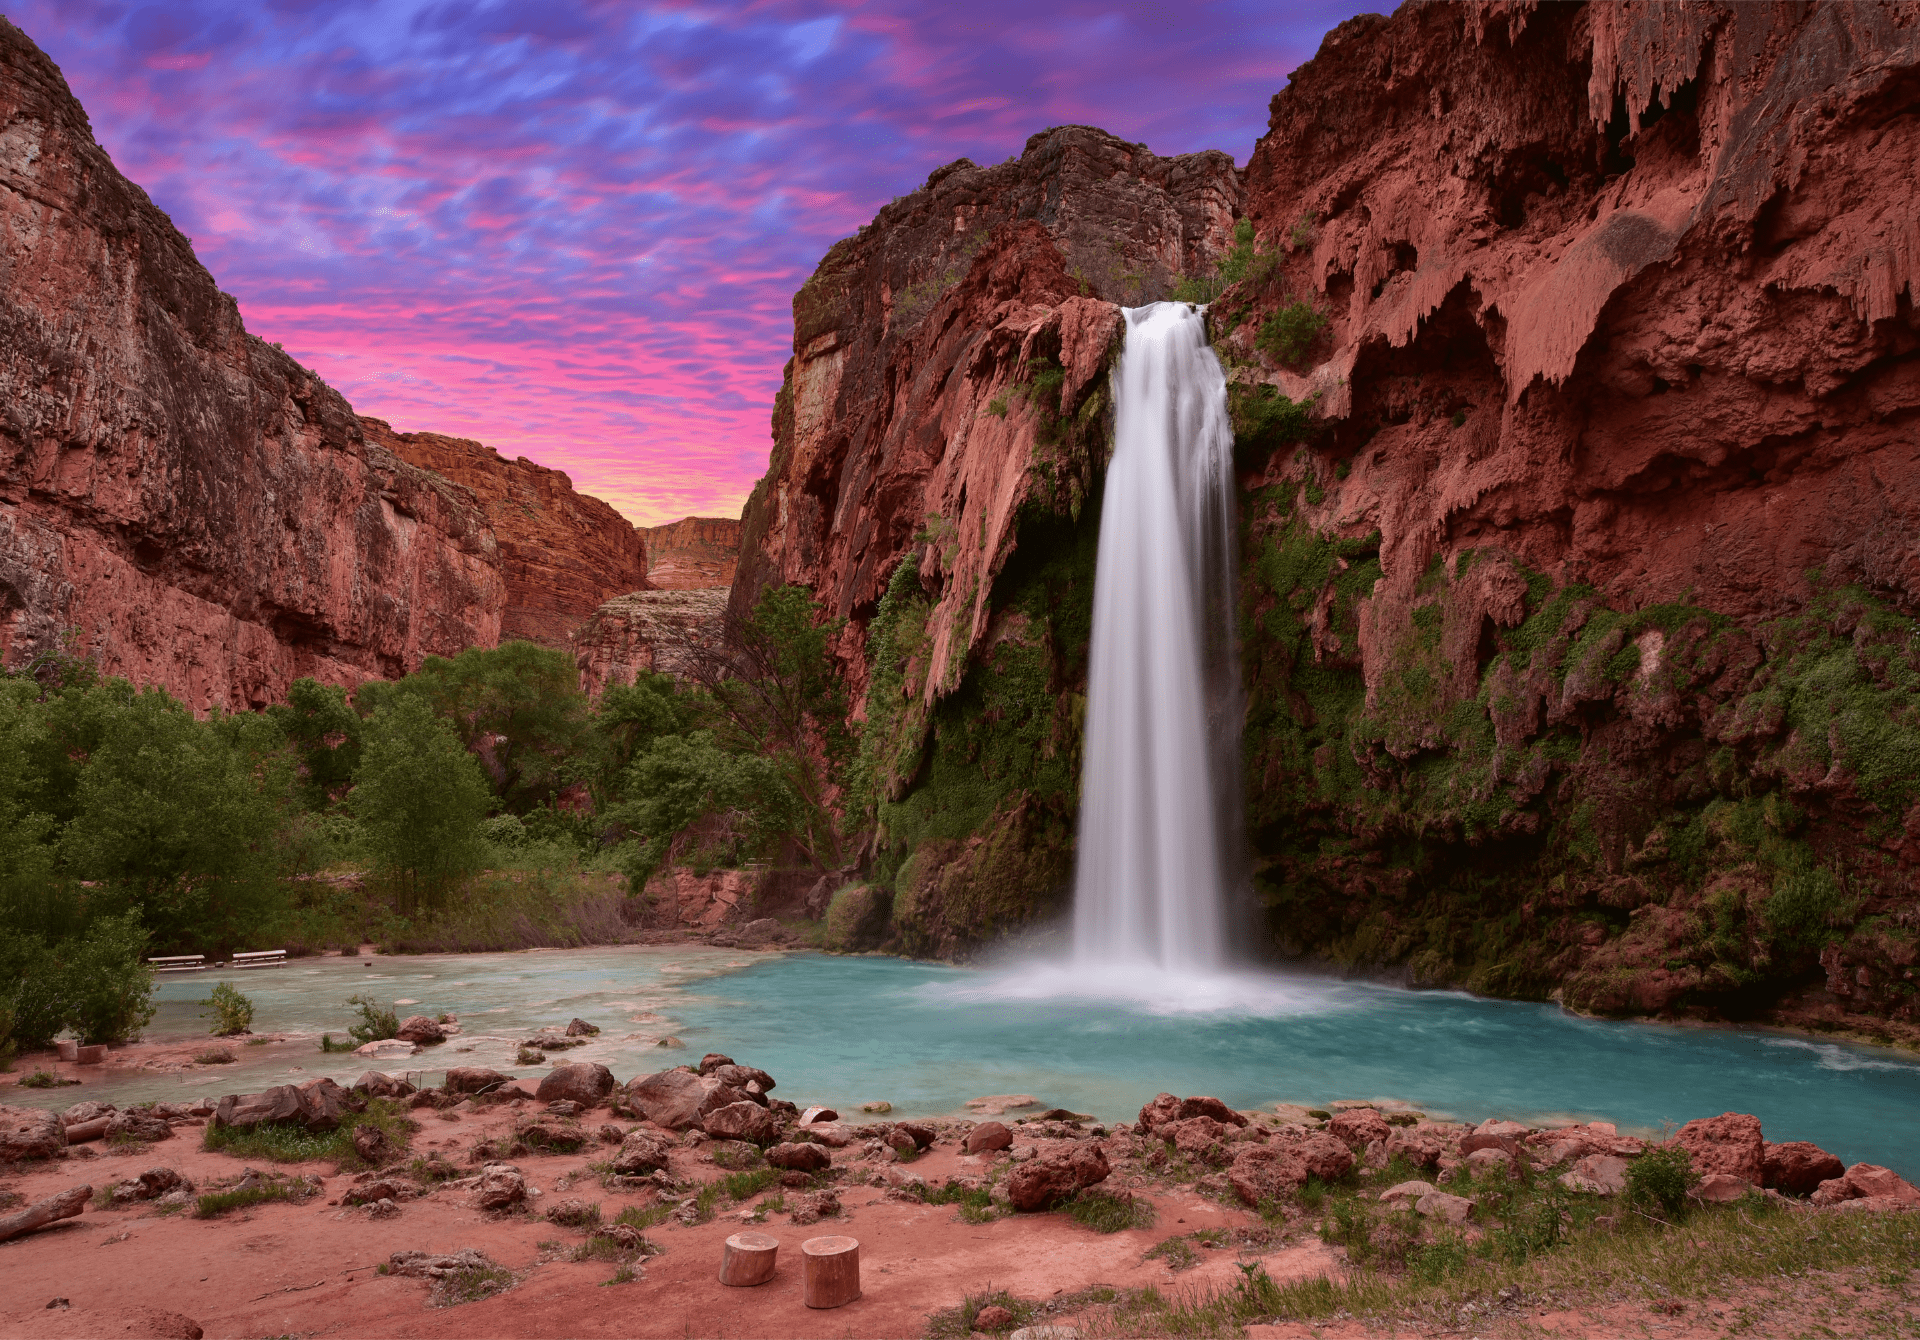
<box><xmin>1066</xmin><ymin>1188</ymin><xmax>1156</xmax><ymax>1233</ymax></box>
<box><xmin>722</xmin><ymin>1168</ymin><xmax>779</xmax><ymax>1201</ymax></box>
<box><xmin>194</xmin><ymin>1184</ymin><xmax>297</xmax><ymax>1218</ymax></box>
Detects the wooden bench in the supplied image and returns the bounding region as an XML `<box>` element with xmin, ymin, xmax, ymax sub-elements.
<box><xmin>230</xmin><ymin>949</ymin><xmax>287</xmax><ymax>969</ymax></box>
<box><xmin>147</xmin><ymin>954</ymin><xmax>205</xmax><ymax>974</ymax></box>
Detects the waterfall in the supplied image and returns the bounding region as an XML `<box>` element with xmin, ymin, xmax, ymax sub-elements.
<box><xmin>1071</xmin><ymin>301</ymin><xmax>1242</xmax><ymax>972</ymax></box>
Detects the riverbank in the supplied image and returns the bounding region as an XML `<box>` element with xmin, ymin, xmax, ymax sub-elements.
<box><xmin>1</xmin><ymin>1057</ymin><xmax>1916</xmax><ymax>1339</ymax></box>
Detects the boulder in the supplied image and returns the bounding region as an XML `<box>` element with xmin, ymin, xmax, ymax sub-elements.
<box><xmin>703</xmin><ymin>1100</ymin><xmax>781</xmax><ymax>1146</ymax></box>
<box><xmin>1175</xmin><ymin>1096</ymin><xmax>1247</xmax><ymax>1128</ymax></box>
<box><xmin>472</xmin><ymin>1163</ymin><xmax>527</xmax><ymax>1210</ymax></box>
<box><xmin>1474</xmin><ymin>1119</ymin><xmax>1532</xmax><ymax>1140</ymax></box>
<box><xmin>354</xmin><ymin>1039</ymin><xmax>419</xmax><ymax>1059</ymax></box>
<box><xmin>352</xmin><ymin>1124</ymin><xmax>394</xmax><ymax>1164</ymax></box>
<box><xmin>740</xmin><ymin>917</ymin><xmax>783</xmax><ymax>942</ymax></box>
<box><xmin>1136</xmin><ymin>1093</ymin><xmax>1182</xmax><ymax>1134</ymax></box>
<box><xmin>895</xmin><ymin>1122</ymin><xmax>936</xmax><ymax>1150</ymax></box>
<box><xmin>394</xmin><ymin>1015</ymin><xmax>444</xmax><ymax>1044</ymax></box>
<box><xmin>1415</xmin><ymin>1190</ymin><xmax>1475</xmax><ymax>1224</ymax></box>
<box><xmin>1691</xmin><ymin>1173</ymin><xmax>1754</xmax><ymax>1204</ymax></box>
<box><xmin>1664</xmin><ymin>1112</ymin><xmax>1765</xmax><ymax>1184</ymax></box>
<box><xmin>710</xmin><ymin>1064</ymin><xmax>776</xmax><ymax>1095</ymax></box>
<box><xmin>0</xmin><ymin>1105</ymin><xmax>67</xmax><ymax>1162</ymax></box>
<box><xmin>625</xmin><ymin>1068</ymin><xmax>745</xmax><ymax>1131</ymax></box>
<box><xmin>1005</xmin><ymin>1144</ymin><xmax>1111</xmax><ymax>1211</ymax></box>
<box><xmin>443</xmin><ymin>1068</ymin><xmax>512</xmax><ymax>1096</ymax></box>
<box><xmin>1384</xmin><ymin>1130</ymin><xmax>1448</xmax><ymax>1169</ymax></box>
<box><xmin>1465</xmin><ymin>1146</ymin><xmax>1515</xmax><ymax>1175</ymax></box>
<box><xmin>60</xmin><ymin>1101</ymin><xmax>114</xmax><ymax>1127</ymax></box>
<box><xmin>1226</xmin><ymin>1133</ymin><xmax>1354</xmax><ymax>1207</ymax></box>
<box><xmin>697</xmin><ymin>1053</ymin><xmax>736</xmax><ymax>1075</ymax></box>
<box><xmin>1458</xmin><ymin>1131</ymin><xmax>1522</xmax><ymax>1160</ymax></box>
<box><xmin>1811</xmin><ymin>1164</ymin><xmax>1920</xmax><ymax>1207</ymax></box>
<box><xmin>101</xmin><ymin>1111</ymin><xmax>173</xmax><ymax>1144</ymax></box>
<box><xmin>564</xmin><ymin>1018</ymin><xmax>601</xmax><ymax>1036</ymax></box>
<box><xmin>214</xmin><ymin>1079</ymin><xmax>362</xmax><ymax>1132</ymax></box>
<box><xmin>1328</xmin><ymin>1109</ymin><xmax>1392</xmax><ymax>1151</ymax></box>
<box><xmin>1559</xmin><ymin>1154</ymin><xmax>1629</xmax><ymax>1196</ymax></box>
<box><xmin>1378</xmin><ymin>1179</ymin><xmax>1437</xmax><ymax>1206</ymax></box>
<box><xmin>1162</xmin><ymin>1117</ymin><xmax>1234</xmax><ymax>1167</ymax></box>
<box><xmin>535</xmin><ymin>1063</ymin><xmax>615</xmax><ymax>1107</ymax></box>
<box><xmin>611</xmin><ymin>1130</ymin><xmax>674</xmax><ymax>1176</ymax></box>
<box><xmin>803</xmin><ymin>1121</ymin><xmax>855</xmax><ymax>1148</ymax></box>
<box><xmin>1762</xmin><ymin>1141</ymin><xmax>1845</xmax><ymax>1197</ymax></box>
<box><xmin>767</xmin><ymin>1141</ymin><xmax>831</xmax><ymax>1172</ymax></box>
<box><xmin>344</xmin><ymin>1176</ymin><xmax>423</xmax><ymax>1206</ymax></box>
<box><xmin>966</xmin><ymin>1121</ymin><xmax>1014</xmax><ymax>1155</ymax></box>
<box><xmin>352</xmin><ymin>1072</ymin><xmax>416</xmax><ymax>1099</ymax></box>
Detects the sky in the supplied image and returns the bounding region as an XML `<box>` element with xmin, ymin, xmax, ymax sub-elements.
<box><xmin>14</xmin><ymin>1</ymin><xmax>1367</xmax><ymax>527</ymax></box>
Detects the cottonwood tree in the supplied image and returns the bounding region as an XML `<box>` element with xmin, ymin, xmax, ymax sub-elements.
<box><xmin>350</xmin><ymin>696</ymin><xmax>492</xmax><ymax>915</ymax></box>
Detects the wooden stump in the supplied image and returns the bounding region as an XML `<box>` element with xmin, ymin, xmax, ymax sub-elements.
<box><xmin>801</xmin><ymin>1235</ymin><xmax>860</xmax><ymax>1308</ymax></box>
<box><xmin>719</xmin><ymin>1231</ymin><xmax>780</xmax><ymax>1287</ymax></box>
<box><xmin>0</xmin><ymin>1185</ymin><xmax>91</xmax><ymax>1244</ymax></box>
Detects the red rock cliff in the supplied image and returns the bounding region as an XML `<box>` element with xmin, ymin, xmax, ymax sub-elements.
<box><xmin>641</xmin><ymin>517</ymin><xmax>740</xmax><ymax>590</ymax></box>
<box><xmin>0</xmin><ymin>20</ymin><xmax>503</xmax><ymax>709</ymax></box>
<box><xmin>733</xmin><ymin>125</ymin><xmax>1242</xmax><ymax>701</ymax></box>
<box><xmin>360</xmin><ymin>418</ymin><xmax>646</xmax><ymax>648</ymax></box>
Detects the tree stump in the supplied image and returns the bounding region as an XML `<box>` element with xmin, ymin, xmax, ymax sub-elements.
<box><xmin>719</xmin><ymin>1231</ymin><xmax>780</xmax><ymax>1287</ymax></box>
<box><xmin>801</xmin><ymin>1235</ymin><xmax>860</xmax><ymax>1308</ymax></box>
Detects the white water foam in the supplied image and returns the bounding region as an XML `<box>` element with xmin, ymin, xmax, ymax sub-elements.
<box><xmin>919</xmin><ymin>958</ymin><xmax>1383</xmax><ymax>1018</ymax></box>
<box><xmin>1071</xmin><ymin>301</ymin><xmax>1243</xmax><ymax>972</ymax></box>
<box><xmin>1763</xmin><ymin>1037</ymin><xmax>1920</xmax><ymax>1072</ymax></box>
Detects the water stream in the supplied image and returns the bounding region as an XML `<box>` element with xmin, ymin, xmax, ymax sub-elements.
<box><xmin>1072</xmin><ymin>301</ymin><xmax>1241</xmax><ymax>970</ymax></box>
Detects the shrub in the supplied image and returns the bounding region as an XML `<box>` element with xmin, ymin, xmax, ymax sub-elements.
<box><xmin>1256</xmin><ymin>300</ymin><xmax>1329</xmax><ymax>367</ymax></box>
<box><xmin>202</xmin><ymin>981</ymin><xmax>254</xmax><ymax>1036</ymax></box>
<box><xmin>318</xmin><ymin>1032</ymin><xmax>355</xmax><ymax>1053</ymax></box>
<box><xmin>1626</xmin><ymin>1146</ymin><xmax>1699</xmax><ymax>1218</ymax></box>
<box><xmin>346</xmin><ymin>994</ymin><xmax>399</xmax><ymax>1044</ymax></box>
<box><xmin>66</xmin><ymin>912</ymin><xmax>156</xmax><ymax>1045</ymax></box>
<box><xmin>194</xmin><ymin>1047</ymin><xmax>236</xmax><ymax>1065</ymax></box>
<box><xmin>823</xmin><ymin>884</ymin><xmax>890</xmax><ymax>950</ymax></box>
<box><xmin>1066</xmin><ymin>1188</ymin><xmax>1155</xmax><ymax>1233</ymax></box>
<box><xmin>480</xmin><ymin>814</ymin><xmax>530</xmax><ymax>849</ymax></box>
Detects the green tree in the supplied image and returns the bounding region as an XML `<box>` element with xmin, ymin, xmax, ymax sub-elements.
<box><xmin>673</xmin><ymin>586</ymin><xmax>851</xmax><ymax>871</ymax></box>
<box><xmin>350</xmin><ymin>696</ymin><xmax>492</xmax><ymax>914</ymax></box>
<box><xmin>585</xmin><ymin>671</ymin><xmax>697</xmax><ymax>800</ymax></box>
<box><xmin>61</xmin><ymin>688</ymin><xmax>283</xmax><ymax>951</ymax></box>
<box><xmin>357</xmin><ymin>642</ymin><xmax>590</xmax><ymax>814</ymax></box>
<box><xmin>269</xmin><ymin>678</ymin><xmax>364</xmax><ymax>808</ymax></box>
<box><xmin>65</xmin><ymin>912</ymin><xmax>157</xmax><ymax>1045</ymax></box>
<box><xmin>608</xmin><ymin>731</ymin><xmax>798</xmax><ymax>888</ymax></box>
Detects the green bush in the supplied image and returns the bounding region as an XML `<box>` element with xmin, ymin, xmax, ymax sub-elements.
<box><xmin>202</xmin><ymin>981</ymin><xmax>254</xmax><ymax>1035</ymax></box>
<box><xmin>350</xmin><ymin>697</ymin><xmax>492</xmax><ymax>915</ymax></box>
<box><xmin>1257</xmin><ymin>300</ymin><xmax>1329</xmax><ymax>367</ymax></box>
<box><xmin>65</xmin><ymin>912</ymin><xmax>156</xmax><ymax>1045</ymax></box>
<box><xmin>824</xmin><ymin>884</ymin><xmax>891</xmax><ymax>950</ymax></box>
<box><xmin>346</xmin><ymin>994</ymin><xmax>399</xmax><ymax>1044</ymax></box>
<box><xmin>1626</xmin><ymin>1146</ymin><xmax>1699</xmax><ymax>1218</ymax></box>
<box><xmin>480</xmin><ymin>814</ymin><xmax>530</xmax><ymax>849</ymax></box>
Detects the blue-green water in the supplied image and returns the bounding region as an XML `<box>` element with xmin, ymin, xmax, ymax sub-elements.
<box><xmin>12</xmin><ymin>947</ymin><xmax>1917</xmax><ymax>1179</ymax></box>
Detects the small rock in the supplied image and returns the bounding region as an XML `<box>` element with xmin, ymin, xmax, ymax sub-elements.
<box><xmin>803</xmin><ymin>1121</ymin><xmax>855</xmax><ymax>1148</ymax></box>
<box><xmin>860</xmin><ymin>1101</ymin><xmax>892</xmax><ymax>1114</ymax></box>
<box><xmin>354</xmin><ymin>1039</ymin><xmax>419</xmax><ymax>1059</ymax></box>
<box><xmin>697</xmin><ymin>1053</ymin><xmax>736</xmax><ymax>1075</ymax></box>
<box><xmin>1005</xmin><ymin>1144</ymin><xmax>1110</xmax><ymax>1211</ymax></box>
<box><xmin>1378</xmin><ymin>1179</ymin><xmax>1437</xmax><ymax>1206</ymax></box>
<box><xmin>565</xmin><ymin>1018</ymin><xmax>601</xmax><ymax>1037</ymax></box>
<box><xmin>1328</xmin><ymin>1109</ymin><xmax>1392</xmax><ymax>1151</ymax></box>
<box><xmin>367</xmin><ymin>1197</ymin><xmax>400</xmax><ymax>1219</ymax></box>
<box><xmin>1691</xmin><ymin>1173</ymin><xmax>1754</xmax><ymax>1204</ymax></box>
<box><xmin>443</xmin><ymin>1068</ymin><xmax>511</xmax><ymax>1096</ymax></box>
<box><xmin>351</xmin><ymin>1072</ymin><xmax>416</xmax><ymax>1100</ymax></box>
<box><xmin>611</xmin><ymin>1130</ymin><xmax>674</xmax><ymax>1176</ymax></box>
<box><xmin>351</xmin><ymin>1124</ymin><xmax>393</xmax><ymax>1165</ymax></box>
<box><xmin>799</xmin><ymin>1106</ymin><xmax>839</xmax><ymax>1125</ymax></box>
<box><xmin>703</xmin><ymin>1101</ymin><xmax>780</xmax><ymax>1146</ymax></box>
<box><xmin>1008</xmin><ymin>1328</ymin><xmax>1080</xmax><ymax>1340</ymax></box>
<box><xmin>1559</xmin><ymin>1154</ymin><xmax>1629</xmax><ymax>1196</ymax></box>
<box><xmin>1465</xmin><ymin>1146</ymin><xmax>1515</xmax><ymax>1174</ymax></box>
<box><xmin>966</xmin><ymin>1094</ymin><xmax>1038</xmax><ymax>1116</ymax></box>
<box><xmin>655</xmin><ymin>1037</ymin><xmax>686</xmax><ymax>1049</ymax></box>
<box><xmin>535</xmin><ymin>1062</ymin><xmax>615</xmax><ymax>1108</ymax></box>
<box><xmin>545</xmin><ymin>1197</ymin><xmax>600</xmax><ymax>1226</ymax></box>
<box><xmin>974</xmin><ymin>1304</ymin><xmax>1016</xmax><ymax>1330</ymax></box>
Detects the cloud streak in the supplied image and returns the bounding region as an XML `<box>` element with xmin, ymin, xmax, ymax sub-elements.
<box><xmin>15</xmin><ymin>0</ymin><xmax>1364</xmax><ymax>525</ymax></box>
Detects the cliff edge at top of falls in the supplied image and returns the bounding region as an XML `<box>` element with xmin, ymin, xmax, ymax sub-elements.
<box><xmin>730</xmin><ymin>0</ymin><xmax>1920</xmax><ymax>1033</ymax></box>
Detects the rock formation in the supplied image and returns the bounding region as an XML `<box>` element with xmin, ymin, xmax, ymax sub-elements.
<box><xmin>571</xmin><ymin>588</ymin><xmax>729</xmax><ymax>697</ymax></box>
<box><xmin>0</xmin><ymin>20</ymin><xmax>503</xmax><ymax>709</ymax></box>
<box><xmin>359</xmin><ymin>418</ymin><xmax>646</xmax><ymax>649</ymax></box>
<box><xmin>641</xmin><ymin>516</ymin><xmax>741</xmax><ymax>589</ymax></box>
<box><xmin>732</xmin><ymin>1</ymin><xmax>1920</xmax><ymax>1034</ymax></box>
<box><xmin>730</xmin><ymin>126</ymin><xmax>1243</xmax><ymax>954</ymax></box>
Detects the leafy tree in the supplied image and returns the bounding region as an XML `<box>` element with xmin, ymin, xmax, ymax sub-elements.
<box><xmin>585</xmin><ymin>671</ymin><xmax>697</xmax><ymax>799</ymax></box>
<box><xmin>357</xmin><ymin>642</ymin><xmax>590</xmax><ymax>813</ymax></box>
<box><xmin>668</xmin><ymin>586</ymin><xmax>851</xmax><ymax>871</ymax></box>
<box><xmin>608</xmin><ymin>731</ymin><xmax>798</xmax><ymax>888</ymax></box>
<box><xmin>65</xmin><ymin>912</ymin><xmax>157</xmax><ymax>1044</ymax></box>
<box><xmin>61</xmin><ymin>688</ymin><xmax>283</xmax><ymax>951</ymax></box>
<box><xmin>269</xmin><ymin>678</ymin><xmax>363</xmax><ymax>808</ymax></box>
<box><xmin>350</xmin><ymin>696</ymin><xmax>492</xmax><ymax>914</ymax></box>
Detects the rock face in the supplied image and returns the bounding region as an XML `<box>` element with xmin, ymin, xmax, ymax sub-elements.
<box><xmin>1224</xmin><ymin>1</ymin><xmax>1920</xmax><ymax>1025</ymax></box>
<box><xmin>723</xmin><ymin>1</ymin><xmax>1920</xmax><ymax>1031</ymax></box>
<box><xmin>641</xmin><ymin>517</ymin><xmax>741</xmax><ymax>589</ymax></box>
<box><xmin>571</xmin><ymin>588</ymin><xmax>729</xmax><ymax>698</ymax></box>
<box><xmin>360</xmin><ymin>418</ymin><xmax>645</xmax><ymax>648</ymax></box>
<box><xmin>0</xmin><ymin>21</ymin><xmax>505</xmax><ymax>708</ymax></box>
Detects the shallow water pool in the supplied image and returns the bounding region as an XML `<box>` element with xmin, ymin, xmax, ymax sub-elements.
<box><xmin>13</xmin><ymin>947</ymin><xmax>1918</xmax><ymax>1178</ymax></box>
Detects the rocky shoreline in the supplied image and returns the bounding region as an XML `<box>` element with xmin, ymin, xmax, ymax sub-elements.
<box><xmin>3</xmin><ymin>1038</ymin><xmax>1916</xmax><ymax>1339</ymax></box>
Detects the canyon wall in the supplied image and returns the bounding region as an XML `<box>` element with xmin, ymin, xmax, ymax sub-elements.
<box><xmin>641</xmin><ymin>516</ymin><xmax>740</xmax><ymax>590</ymax></box>
<box><xmin>731</xmin><ymin>126</ymin><xmax>1242</xmax><ymax>954</ymax></box>
<box><xmin>741</xmin><ymin>2</ymin><xmax>1920</xmax><ymax>1037</ymax></box>
<box><xmin>0</xmin><ymin>21</ymin><xmax>503</xmax><ymax>709</ymax></box>
<box><xmin>360</xmin><ymin>418</ymin><xmax>646</xmax><ymax>648</ymax></box>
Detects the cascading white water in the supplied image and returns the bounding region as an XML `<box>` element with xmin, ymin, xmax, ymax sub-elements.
<box><xmin>1071</xmin><ymin>301</ymin><xmax>1242</xmax><ymax>972</ymax></box>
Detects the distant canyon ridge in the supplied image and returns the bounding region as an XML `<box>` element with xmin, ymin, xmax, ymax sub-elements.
<box><xmin>0</xmin><ymin>17</ymin><xmax>737</xmax><ymax>706</ymax></box>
